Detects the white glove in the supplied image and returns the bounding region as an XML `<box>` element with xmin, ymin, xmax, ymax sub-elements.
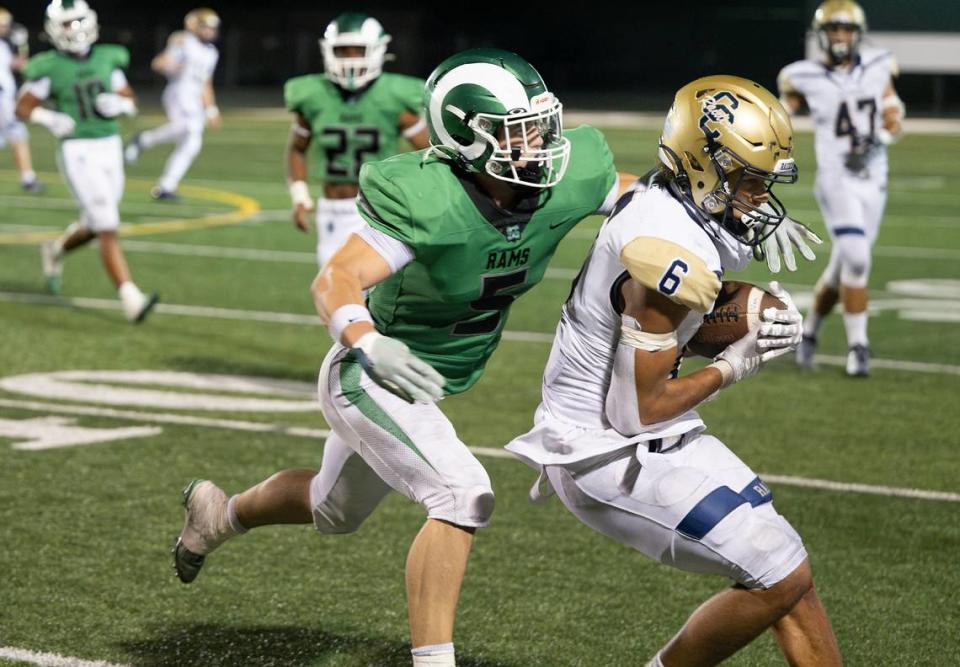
<box><xmin>755</xmin><ymin>210</ymin><xmax>822</xmax><ymax>273</ymax></box>
<box><xmin>757</xmin><ymin>281</ymin><xmax>803</xmax><ymax>352</ymax></box>
<box><xmin>353</xmin><ymin>331</ymin><xmax>445</xmax><ymax>404</ymax></box>
<box><xmin>94</xmin><ymin>93</ymin><xmax>137</xmax><ymax>118</ymax></box>
<box><xmin>29</xmin><ymin>106</ymin><xmax>76</xmax><ymax>138</ymax></box>
<box><xmin>709</xmin><ymin>282</ymin><xmax>801</xmax><ymax>387</ymax></box>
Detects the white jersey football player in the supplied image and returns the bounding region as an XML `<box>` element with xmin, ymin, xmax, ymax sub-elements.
<box><xmin>778</xmin><ymin>0</ymin><xmax>904</xmax><ymax>376</ymax></box>
<box><xmin>124</xmin><ymin>8</ymin><xmax>220</xmax><ymax>200</ymax></box>
<box><xmin>0</xmin><ymin>7</ymin><xmax>42</xmax><ymax>192</ymax></box>
<box><xmin>508</xmin><ymin>76</ymin><xmax>842</xmax><ymax>666</ymax></box>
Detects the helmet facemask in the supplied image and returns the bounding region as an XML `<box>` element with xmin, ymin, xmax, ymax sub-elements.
<box><xmin>818</xmin><ymin>21</ymin><xmax>862</xmax><ymax>63</ymax></box>
<box><xmin>45</xmin><ymin>1</ymin><xmax>99</xmax><ymax>55</ymax></box>
<box><xmin>700</xmin><ymin>144</ymin><xmax>798</xmax><ymax>246</ymax></box>
<box><xmin>321</xmin><ymin>35</ymin><xmax>389</xmax><ymax>91</ymax></box>
<box><xmin>454</xmin><ymin>95</ymin><xmax>570</xmax><ymax>188</ymax></box>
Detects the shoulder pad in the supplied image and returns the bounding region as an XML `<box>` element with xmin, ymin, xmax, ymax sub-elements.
<box><xmin>620</xmin><ymin>236</ymin><xmax>721</xmax><ymax>313</ymax></box>
<box><xmin>357</xmin><ymin>159</ymin><xmax>415</xmax><ymax>245</ymax></box>
<box><xmin>167</xmin><ymin>31</ymin><xmax>189</xmax><ymax>47</ymax></box>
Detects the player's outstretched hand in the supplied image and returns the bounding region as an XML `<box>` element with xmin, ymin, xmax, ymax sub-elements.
<box><xmin>353</xmin><ymin>331</ymin><xmax>445</xmax><ymax>404</ymax></box>
<box><xmin>757</xmin><ymin>215</ymin><xmax>822</xmax><ymax>273</ymax></box>
<box><xmin>757</xmin><ymin>281</ymin><xmax>803</xmax><ymax>353</ymax></box>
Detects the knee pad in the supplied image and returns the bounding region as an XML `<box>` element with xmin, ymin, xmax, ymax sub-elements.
<box><xmin>425</xmin><ymin>481</ymin><xmax>495</xmax><ymax>529</ymax></box>
<box><xmin>709</xmin><ymin>507</ymin><xmax>807</xmax><ymax>590</ymax></box>
<box><xmin>835</xmin><ymin>233</ymin><xmax>871</xmax><ymax>288</ymax></box>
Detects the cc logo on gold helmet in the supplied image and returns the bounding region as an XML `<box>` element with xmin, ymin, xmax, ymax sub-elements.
<box><xmin>658</xmin><ymin>75</ymin><xmax>798</xmax><ymax>246</ymax></box>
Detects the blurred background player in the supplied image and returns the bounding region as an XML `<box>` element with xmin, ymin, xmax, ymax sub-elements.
<box><xmin>284</xmin><ymin>12</ymin><xmax>429</xmax><ymax>267</ymax></box>
<box><xmin>124</xmin><ymin>8</ymin><xmax>221</xmax><ymax>201</ymax></box>
<box><xmin>0</xmin><ymin>7</ymin><xmax>42</xmax><ymax>192</ymax></box>
<box><xmin>18</xmin><ymin>0</ymin><xmax>158</xmax><ymax>323</ymax></box>
<box><xmin>779</xmin><ymin>0</ymin><xmax>904</xmax><ymax>377</ymax></box>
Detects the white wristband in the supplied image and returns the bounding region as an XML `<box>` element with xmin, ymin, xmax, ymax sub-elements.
<box><xmin>289</xmin><ymin>180</ymin><xmax>314</xmax><ymax>210</ymax></box>
<box><xmin>205</xmin><ymin>105</ymin><xmax>220</xmax><ymax>119</ymax></box>
<box><xmin>708</xmin><ymin>359</ymin><xmax>735</xmax><ymax>389</ymax></box>
<box><xmin>28</xmin><ymin>106</ymin><xmax>57</xmax><ymax>128</ymax></box>
<box><xmin>329</xmin><ymin>303</ymin><xmax>373</xmax><ymax>344</ymax></box>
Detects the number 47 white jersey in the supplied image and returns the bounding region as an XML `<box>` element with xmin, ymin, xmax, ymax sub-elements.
<box><xmin>778</xmin><ymin>47</ymin><xmax>896</xmax><ymax>177</ymax></box>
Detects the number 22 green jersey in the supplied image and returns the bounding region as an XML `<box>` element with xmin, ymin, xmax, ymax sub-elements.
<box><xmin>357</xmin><ymin>124</ymin><xmax>617</xmax><ymax>395</ymax></box>
<box><xmin>284</xmin><ymin>72</ymin><xmax>424</xmax><ymax>186</ymax></box>
<box><xmin>21</xmin><ymin>44</ymin><xmax>130</xmax><ymax>140</ymax></box>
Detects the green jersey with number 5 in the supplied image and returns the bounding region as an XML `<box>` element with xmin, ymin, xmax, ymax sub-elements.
<box><xmin>284</xmin><ymin>72</ymin><xmax>424</xmax><ymax>185</ymax></box>
<box><xmin>357</xmin><ymin>124</ymin><xmax>617</xmax><ymax>395</ymax></box>
<box><xmin>22</xmin><ymin>44</ymin><xmax>130</xmax><ymax>140</ymax></box>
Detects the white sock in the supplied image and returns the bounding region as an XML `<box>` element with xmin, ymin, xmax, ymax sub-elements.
<box><xmin>645</xmin><ymin>651</ymin><xmax>665</xmax><ymax>667</ymax></box>
<box><xmin>843</xmin><ymin>311</ymin><xmax>868</xmax><ymax>347</ymax></box>
<box><xmin>226</xmin><ymin>495</ymin><xmax>249</xmax><ymax>534</ymax></box>
<box><xmin>411</xmin><ymin>643</ymin><xmax>455</xmax><ymax>666</ymax></box>
<box><xmin>21</xmin><ymin>169</ymin><xmax>37</xmax><ymax>184</ymax></box>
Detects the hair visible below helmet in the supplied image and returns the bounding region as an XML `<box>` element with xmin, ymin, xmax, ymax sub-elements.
<box><xmin>813</xmin><ymin>0</ymin><xmax>866</xmax><ymax>63</ymax></box>
<box><xmin>45</xmin><ymin>0</ymin><xmax>99</xmax><ymax>55</ymax></box>
<box><xmin>657</xmin><ymin>75</ymin><xmax>798</xmax><ymax>246</ymax></box>
<box><xmin>185</xmin><ymin>8</ymin><xmax>220</xmax><ymax>41</ymax></box>
<box><xmin>424</xmin><ymin>48</ymin><xmax>570</xmax><ymax>189</ymax></box>
<box><xmin>320</xmin><ymin>12</ymin><xmax>390</xmax><ymax>92</ymax></box>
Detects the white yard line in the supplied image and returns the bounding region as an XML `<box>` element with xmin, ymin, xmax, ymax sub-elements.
<box><xmin>3</xmin><ymin>291</ymin><xmax>959</xmax><ymax>376</ymax></box>
<box><xmin>1</xmin><ymin>398</ymin><xmax>957</xmax><ymax>503</ymax></box>
<box><xmin>0</xmin><ymin>647</ymin><xmax>130</xmax><ymax>667</ymax></box>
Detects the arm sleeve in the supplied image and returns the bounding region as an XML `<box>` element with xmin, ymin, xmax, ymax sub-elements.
<box><xmin>112</xmin><ymin>45</ymin><xmax>131</xmax><ymax>71</ymax></box>
<box><xmin>356</xmin><ymin>163</ymin><xmax>418</xmax><ymax>246</ymax></box>
<box><xmin>284</xmin><ymin>78</ymin><xmax>305</xmax><ymax>114</ymax></box>
<box><xmin>396</xmin><ymin>75</ymin><xmax>426</xmax><ymax>114</ymax></box>
<box><xmin>596</xmin><ymin>178</ymin><xmax>622</xmax><ymax>216</ymax></box>
<box><xmin>356</xmin><ymin>223</ymin><xmax>415</xmax><ymax>273</ymax></box>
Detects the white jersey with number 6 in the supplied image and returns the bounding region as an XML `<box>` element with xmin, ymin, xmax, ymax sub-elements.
<box><xmin>509</xmin><ymin>183</ymin><xmax>752</xmax><ymax>466</ymax></box>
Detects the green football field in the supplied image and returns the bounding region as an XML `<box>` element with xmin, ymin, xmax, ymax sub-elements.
<box><xmin>1</xmin><ymin>111</ymin><xmax>958</xmax><ymax>667</ymax></box>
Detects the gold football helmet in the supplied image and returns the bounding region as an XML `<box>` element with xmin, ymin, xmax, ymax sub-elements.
<box><xmin>658</xmin><ymin>75</ymin><xmax>797</xmax><ymax>246</ymax></box>
<box><xmin>185</xmin><ymin>8</ymin><xmax>220</xmax><ymax>42</ymax></box>
<box><xmin>813</xmin><ymin>0</ymin><xmax>866</xmax><ymax>62</ymax></box>
<box><xmin>0</xmin><ymin>8</ymin><xmax>11</xmax><ymax>31</ymax></box>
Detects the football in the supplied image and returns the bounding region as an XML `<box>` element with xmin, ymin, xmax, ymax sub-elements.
<box><xmin>686</xmin><ymin>281</ymin><xmax>787</xmax><ymax>358</ymax></box>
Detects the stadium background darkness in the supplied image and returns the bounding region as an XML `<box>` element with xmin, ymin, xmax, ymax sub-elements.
<box><xmin>2</xmin><ymin>0</ymin><xmax>958</xmax><ymax>113</ymax></box>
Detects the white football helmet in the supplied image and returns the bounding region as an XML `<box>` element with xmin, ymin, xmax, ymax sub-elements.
<box><xmin>320</xmin><ymin>12</ymin><xmax>390</xmax><ymax>91</ymax></box>
<box><xmin>45</xmin><ymin>0</ymin><xmax>99</xmax><ymax>55</ymax></box>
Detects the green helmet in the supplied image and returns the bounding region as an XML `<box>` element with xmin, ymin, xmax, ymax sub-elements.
<box><xmin>424</xmin><ymin>48</ymin><xmax>570</xmax><ymax>188</ymax></box>
<box><xmin>320</xmin><ymin>12</ymin><xmax>390</xmax><ymax>91</ymax></box>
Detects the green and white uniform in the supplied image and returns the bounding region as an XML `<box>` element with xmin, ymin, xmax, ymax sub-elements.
<box><xmin>311</xmin><ymin>125</ymin><xmax>618</xmax><ymax>531</ymax></box>
<box><xmin>284</xmin><ymin>72</ymin><xmax>424</xmax><ymax>265</ymax></box>
<box><xmin>21</xmin><ymin>44</ymin><xmax>129</xmax><ymax>230</ymax></box>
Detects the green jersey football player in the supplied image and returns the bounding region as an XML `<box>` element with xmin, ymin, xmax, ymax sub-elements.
<box><xmin>173</xmin><ymin>49</ymin><xmax>636</xmax><ymax>666</ymax></box>
<box><xmin>17</xmin><ymin>0</ymin><xmax>157</xmax><ymax>322</ymax></box>
<box><xmin>284</xmin><ymin>12</ymin><xmax>430</xmax><ymax>266</ymax></box>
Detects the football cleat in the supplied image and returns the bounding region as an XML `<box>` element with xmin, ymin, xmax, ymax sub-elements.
<box><xmin>846</xmin><ymin>343</ymin><xmax>870</xmax><ymax>377</ymax></box>
<box><xmin>172</xmin><ymin>479</ymin><xmax>232</xmax><ymax>584</ymax></box>
<box><xmin>40</xmin><ymin>240</ymin><xmax>64</xmax><ymax>295</ymax></box>
<box><xmin>22</xmin><ymin>179</ymin><xmax>45</xmax><ymax>194</ymax></box>
<box><xmin>129</xmin><ymin>292</ymin><xmax>160</xmax><ymax>324</ymax></box>
<box><xmin>124</xmin><ymin>133</ymin><xmax>142</xmax><ymax>165</ymax></box>
<box><xmin>796</xmin><ymin>334</ymin><xmax>817</xmax><ymax>370</ymax></box>
<box><xmin>151</xmin><ymin>186</ymin><xmax>181</xmax><ymax>202</ymax></box>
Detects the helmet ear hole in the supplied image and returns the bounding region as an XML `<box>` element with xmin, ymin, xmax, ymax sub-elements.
<box><xmin>685</xmin><ymin>152</ymin><xmax>704</xmax><ymax>172</ymax></box>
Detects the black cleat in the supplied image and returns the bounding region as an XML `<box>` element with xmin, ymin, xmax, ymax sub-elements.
<box><xmin>151</xmin><ymin>186</ymin><xmax>181</xmax><ymax>202</ymax></box>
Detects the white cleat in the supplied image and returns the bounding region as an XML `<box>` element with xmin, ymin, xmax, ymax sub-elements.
<box><xmin>796</xmin><ymin>334</ymin><xmax>817</xmax><ymax>370</ymax></box>
<box><xmin>846</xmin><ymin>344</ymin><xmax>870</xmax><ymax>378</ymax></box>
<box><xmin>40</xmin><ymin>241</ymin><xmax>64</xmax><ymax>295</ymax></box>
<box><xmin>172</xmin><ymin>479</ymin><xmax>234</xmax><ymax>584</ymax></box>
